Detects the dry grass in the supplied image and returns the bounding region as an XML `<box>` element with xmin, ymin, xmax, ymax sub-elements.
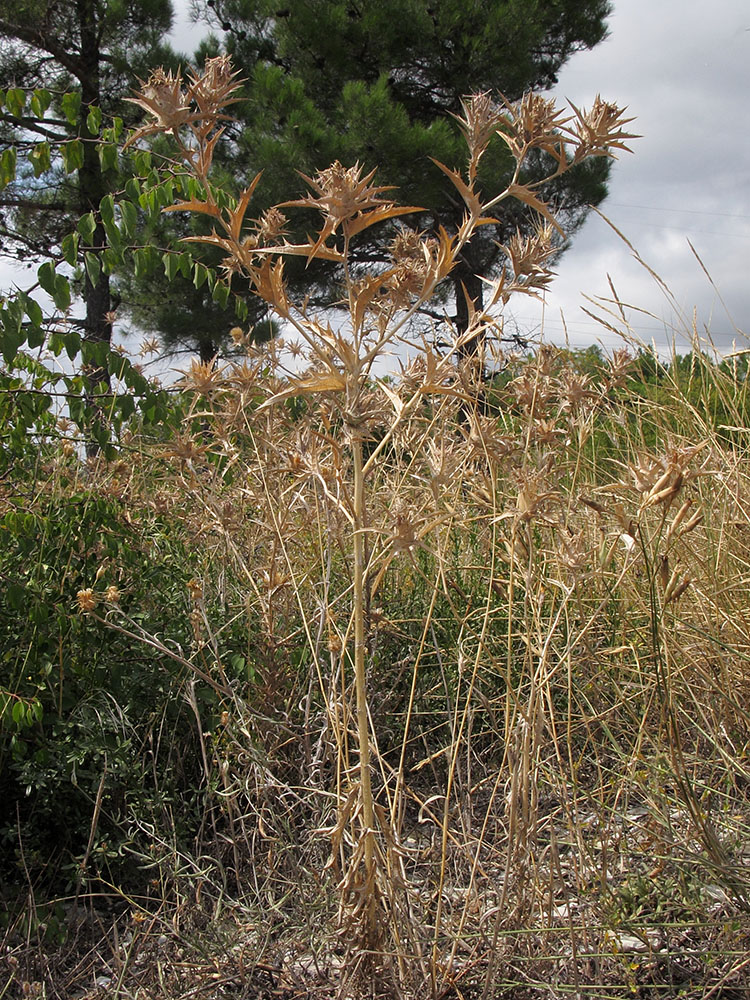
<box><xmin>4</xmin><ymin>57</ymin><xmax>750</xmax><ymax>1000</ymax></box>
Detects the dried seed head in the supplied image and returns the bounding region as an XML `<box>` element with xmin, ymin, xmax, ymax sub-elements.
<box><xmin>178</xmin><ymin>358</ymin><xmax>225</xmax><ymax>396</ymax></box>
<box><xmin>188</xmin><ymin>55</ymin><xmax>240</xmax><ymax>113</ymax></box>
<box><xmin>501</xmin><ymin>225</ymin><xmax>556</xmax><ymax>294</ymax></box>
<box><xmin>293</xmin><ymin>161</ymin><xmax>394</xmax><ymax>232</ymax></box>
<box><xmin>608</xmin><ymin>348</ymin><xmax>633</xmax><ymax>383</ymax></box>
<box><xmin>126</xmin><ymin>55</ymin><xmax>243</xmax><ymax>146</ymax></box>
<box><xmin>464</xmin><ymin>412</ymin><xmax>519</xmax><ymax>462</ymax></box>
<box><xmin>382</xmin><ymin>232</ymin><xmax>439</xmax><ymax>307</ymax></box>
<box><xmin>453</xmin><ymin>91</ymin><xmax>504</xmax><ymax>158</ymax></box>
<box><xmin>426</xmin><ymin>437</ymin><xmax>463</xmax><ymax>495</ymax></box>
<box><xmin>140</xmin><ymin>336</ymin><xmax>160</xmax><ymax>356</ymax></box>
<box><xmin>570</xmin><ymin>96</ymin><xmax>638</xmax><ymax>159</ymax></box>
<box><xmin>76</xmin><ymin>589</ymin><xmax>97</xmax><ymax>613</ymax></box>
<box><xmin>511</xmin><ymin>92</ymin><xmax>569</xmax><ymax>154</ymax></box>
<box><xmin>531</xmin><ymin>418</ymin><xmax>563</xmax><ymax>446</ymax></box>
<box><xmin>163</xmin><ymin>434</ymin><xmax>210</xmax><ymax>465</ymax></box>
<box><xmin>389</xmin><ymin>507</ymin><xmax>419</xmax><ymax>554</ymax></box>
<box><xmin>127</xmin><ymin>68</ymin><xmax>193</xmax><ymax>134</ymax></box>
<box><xmin>558</xmin><ymin>370</ymin><xmax>597</xmax><ymax>415</ymax></box>
<box><xmin>559</xmin><ymin>529</ymin><xmax>588</xmax><ymax>575</ymax></box>
<box><xmin>516</xmin><ymin>470</ymin><xmax>556</xmax><ymax>523</ymax></box>
<box><xmin>254</xmin><ymin>207</ymin><xmax>288</xmax><ymax>243</ymax></box>
<box><xmin>510</xmin><ymin>373</ymin><xmax>552</xmax><ymax>419</ymax></box>
<box><xmin>631</xmin><ymin>444</ymin><xmax>707</xmax><ymax>510</ymax></box>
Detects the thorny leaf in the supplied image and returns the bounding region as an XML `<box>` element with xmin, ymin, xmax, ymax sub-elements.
<box><xmin>506</xmin><ymin>183</ymin><xmax>565</xmax><ymax>236</ymax></box>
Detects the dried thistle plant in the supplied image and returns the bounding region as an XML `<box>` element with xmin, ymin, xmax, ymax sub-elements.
<box><xmin>126</xmin><ymin>58</ymin><xmax>638</xmax><ymax>971</ymax></box>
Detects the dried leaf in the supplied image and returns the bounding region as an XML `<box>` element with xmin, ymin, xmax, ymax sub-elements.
<box><xmin>507</xmin><ymin>183</ymin><xmax>564</xmax><ymax>236</ymax></box>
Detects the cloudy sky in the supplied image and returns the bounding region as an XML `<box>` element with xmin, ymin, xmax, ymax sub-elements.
<box><xmin>3</xmin><ymin>1</ymin><xmax>748</xmax><ymax>361</ymax></box>
<box><xmin>147</xmin><ymin>0</ymin><xmax>750</xmax><ymax>358</ymax></box>
<box><xmin>505</xmin><ymin>0</ymin><xmax>750</xmax><ymax>358</ymax></box>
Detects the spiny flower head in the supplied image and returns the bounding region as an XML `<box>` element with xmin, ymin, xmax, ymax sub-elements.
<box><xmin>126</xmin><ymin>55</ymin><xmax>243</xmax><ymax>145</ymax></box>
<box><xmin>570</xmin><ymin>96</ymin><xmax>638</xmax><ymax>159</ymax></box>
<box><xmin>126</xmin><ymin>67</ymin><xmax>193</xmax><ymax>135</ymax></box>
<box><xmin>297</xmin><ymin>161</ymin><xmax>394</xmax><ymax>230</ymax></box>
<box><xmin>452</xmin><ymin>91</ymin><xmax>504</xmax><ymax>156</ymax></box>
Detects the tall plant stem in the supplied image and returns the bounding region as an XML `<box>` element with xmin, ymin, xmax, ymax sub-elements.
<box><xmin>351</xmin><ymin>432</ymin><xmax>377</xmax><ymax>941</ymax></box>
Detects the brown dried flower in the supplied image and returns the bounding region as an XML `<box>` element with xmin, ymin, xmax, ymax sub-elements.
<box><xmin>76</xmin><ymin>589</ymin><xmax>97</xmax><ymax>613</ymax></box>
<box><xmin>570</xmin><ymin>96</ymin><xmax>638</xmax><ymax>159</ymax></box>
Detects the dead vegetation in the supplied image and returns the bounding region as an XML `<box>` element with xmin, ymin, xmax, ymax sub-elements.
<box><xmin>3</xmin><ymin>56</ymin><xmax>750</xmax><ymax>1000</ymax></box>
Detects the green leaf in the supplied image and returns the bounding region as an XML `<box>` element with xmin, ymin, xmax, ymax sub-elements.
<box><xmin>133</xmin><ymin>149</ymin><xmax>151</xmax><ymax>175</ymax></box>
<box><xmin>30</xmin><ymin>88</ymin><xmax>52</xmax><ymax>118</ymax></box>
<box><xmin>0</xmin><ymin>147</ymin><xmax>17</xmax><ymax>190</ymax></box>
<box><xmin>77</xmin><ymin>212</ymin><xmax>96</xmax><ymax>242</ymax></box>
<box><xmin>155</xmin><ymin>179</ymin><xmax>175</xmax><ymax>209</ymax></box>
<box><xmin>1</xmin><ymin>324</ymin><xmax>24</xmax><ymax>365</ymax></box>
<box><xmin>37</xmin><ymin>261</ymin><xmax>56</xmax><ymax>297</ymax></box>
<box><xmin>90</xmin><ymin>416</ymin><xmax>110</xmax><ymax>449</ymax></box>
<box><xmin>99</xmin><ymin>191</ymin><xmax>115</xmax><ymax>227</ymax></box>
<box><xmin>125</xmin><ymin>177</ymin><xmax>141</xmax><ymax>201</ymax></box>
<box><xmin>104</xmin><ymin>222</ymin><xmax>122</xmax><ymax>255</ymax></box>
<box><xmin>193</xmin><ymin>263</ymin><xmax>209</xmax><ymax>289</ymax></box>
<box><xmin>178</xmin><ymin>252</ymin><xmax>193</xmax><ymax>278</ymax></box>
<box><xmin>119</xmin><ymin>200</ymin><xmax>137</xmax><ymax>238</ymax></box>
<box><xmin>61</xmin><ymin>91</ymin><xmax>82</xmax><ymax>126</ymax></box>
<box><xmin>85</xmin><ymin>252</ymin><xmax>100</xmax><ymax>287</ymax></box>
<box><xmin>5</xmin><ymin>88</ymin><xmax>24</xmax><ymax>118</ymax></box>
<box><xmin>11</xmin><ymin>700</ymin><xmax>25</xmax><ymax>726</ymax></box>
<box><xmin>64</xmin><ymin>331</ymin><xmax>81</xmax><ymax>361</ymax></box>
<box><xmin>118</xmin><ymin>393</ymin><xmax>135</xmax><ymax>420</ymax></box>
<box><xmin>162</xmin><ymin>252</ymin><xmax>180</xmax><ymax>281</ymax></box>
<box><xmin>21</xmin><ymin>293</ymin><xmax>43</xmax><ymax>328</ymax></box>
<box><xmin>27</xmin><ymin>324</ymin><xmax>45</xmax><ymax>349</ymax></box>
<box><xmin>82</xmin><ymin>339</ymin><xmax>109</xmax><ymax>370</ymax></box>
<box><xmin>212</xmin><ymin>282</ymin><xmax>230</xmax><ymax>309</ymax></box>
<box><xmin>61</xmin><ymin>139</ymin><xmax>84</xmax><ymax>174</ymax></box>
<box><xmin>53</xmin><ymin>275</ymin><xmax>71</xmax><ymax>312</ymax></box>
<box><xmin>230</xmin><ymin>653</ymin><xmax>246</xmax><ymax>674</ymax></box>
<box><xmin>48</xmin><ymin>332</ymin><xmax>64</xmax><ymax>356</ymax></box>
<box><xmin>98</xmin><ymin>141</ymin><xmax>118</xmax><ymax>173</ymax></box>
<box><xmin>86</xmin><ymin>105</ymin><xmax>102</xmax><ymax>135</ymax></box>
<box><xmin>28</xmin><ymin>142</ymin><xmax>51</xmax><ymax>178</ymax></box>
<box><xmin>102</xmin><ymin>247</ymin><xmax>121</xmax><ymax>272</ymax></box>
<box><xmin>134</xmin><ymin>246</ymin><xmax>154</xmax><ymax>279</ymax></box>
<box><xmin>139</xmin><ymin>188</ymin><xmax>160</xmax><ymax>218</ymax></box>
<box><xmin>61</xmin><ymin>232</ymin><xmax>79</xmax><ymax>266</ymax></box>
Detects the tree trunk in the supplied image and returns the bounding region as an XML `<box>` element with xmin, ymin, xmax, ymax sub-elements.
<box><xmin>199</xmin><ymin>338</ymin><xmax>219</xmax><ymax>364</ymax></box>
<box><xmin>453</xmin><ymin>253</ymin><xmax>484</xmax><ymax>363</ymax></box>
<box><xmin>77</xmin><ymin>0</ymin><xmax>112</xmax><ymax>452</ymax></box>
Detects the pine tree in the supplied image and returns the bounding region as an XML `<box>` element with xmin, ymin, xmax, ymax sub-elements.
<box><xmin>200</xmin><ymin>0</ymin><xmax>613</xmax><ymax>353</ymax></box>
<box><xmin>0</xmin><ymin>0</ymin><xmax>177</xmax><ymax>383</ymax></box>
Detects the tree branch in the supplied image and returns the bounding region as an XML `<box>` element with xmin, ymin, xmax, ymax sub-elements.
<box><xmin>0</xmin><ymin>18</ymin><xmax>84</xmax><ymax>80</ymax></box>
